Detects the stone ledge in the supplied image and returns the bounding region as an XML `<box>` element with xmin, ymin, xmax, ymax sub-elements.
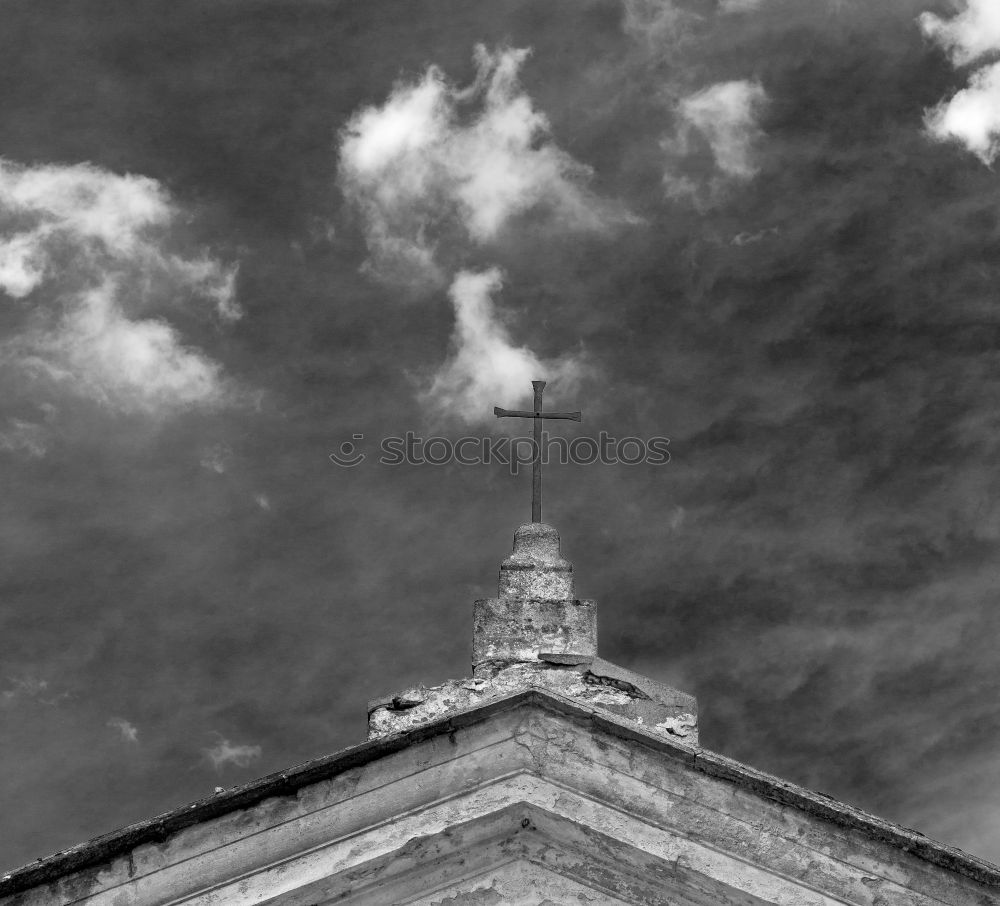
<box><xmin>368</xmin><ymin>659</ymin><xmax>698</xmax><ymax>745</ymax></box>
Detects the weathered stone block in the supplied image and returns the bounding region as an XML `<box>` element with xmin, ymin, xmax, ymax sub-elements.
<box><xmin>498</xmin><ymin>562</ymin><xmax>574</xmax><ymax>600</ymax></box>
<box><xmin>472</xmin><ymin>597</ymin><xmax>597</xmax><ymax>670</ymax></box>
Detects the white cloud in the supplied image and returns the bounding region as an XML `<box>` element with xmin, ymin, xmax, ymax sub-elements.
<box><xmin>107</xmin><ymin>717</ymin><xmax>138</xmax><ymax>743</ymax></box>
<box><xmin>13</xmin><ymin>280</ymin><xmax>228</xmax><ymax>414</ymax></box>
<box><xmin>921</xmin><ymin>1</ymin><xmax>1000</xmax><ymax>164</ymax></box>
<box><xmin>0</xmin><ymin>159</ymin><xmax>239</xmax><ymax>413</ymax></box>
<box><xmin>675</xmin><ymin>79</ymin><xmax>769</xmax><ymax>180</ymax></box>
<box><xmin>203</xmin><ymin>737</ymin><xmax>262</xmax><ymax>771</ymax></box>
<box><xmin>659</xmin><ymin>79</ymin><xmax>769</xmax><ymax>203</ymax></box>
<box><xmin>919</xmin><ymin>0</ymin><xmax>1000</xmax><ymax>67</ymax></box>
<box><xmin>338</xmin><ymin>45</ymin><xmax>628</xmax><ymax>283</ymax></box>
<box><xmin>924</xmin><ymin>61</ymin><xmax>1000</xmax><ymax>165</ymax></box>
<box><xmin>924</xmin><ymin>60</ymin><xmax>1000</xmax><ymax>166</ymax></box>
<box><xmin>421</xmin><ymin>268</ymin><xmax>584</xmax><ymax>424</ymax></box>
<box><xmin>0</xmin><ymin>231</ymin><xmax>47</xmax><ymax>298</ymax></box>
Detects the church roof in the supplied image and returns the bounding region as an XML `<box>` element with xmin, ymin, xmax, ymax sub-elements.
<box><xmin>2</xmin><ymin>688</ymin><xmax>998</xmax><ymax>900</ymax></box>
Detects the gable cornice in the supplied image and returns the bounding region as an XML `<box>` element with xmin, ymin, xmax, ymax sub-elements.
<box><xmin>2</xmin><ymin>688</ymin><xmax>998</xmax><ymax>899</ymax></box>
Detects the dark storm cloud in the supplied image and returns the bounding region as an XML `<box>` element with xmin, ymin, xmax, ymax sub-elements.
<box><xmin>1</xmin><ymin>0</ymin><xmax>999</xmax><ymax>875</ymax></box>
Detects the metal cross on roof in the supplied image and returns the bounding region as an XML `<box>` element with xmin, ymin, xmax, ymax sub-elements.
<box><xmin>494</xmin><ymin>380</ymin><xmax>582</xmax><ymax>524</ymax></box>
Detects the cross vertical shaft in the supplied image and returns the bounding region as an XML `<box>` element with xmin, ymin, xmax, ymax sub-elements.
<box><xmin>493</xmin><ymin>380</ymin><xmax>582</xmax><ymax>524</ymax></box>
<box><xmin>532</xmin><ymin>380</ymin><xmax>544</xmax><ymax>523</ymax></box>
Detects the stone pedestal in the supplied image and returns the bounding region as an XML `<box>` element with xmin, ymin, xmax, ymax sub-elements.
<box><xmin>369</xmin><ymin>522</ymin><xmax>699</xmax><ymax>745</ymax></box>
<box><xmin>474</xmin><ymin>522</ymin><xmax>597</xmax><ymax>672</ymax></box>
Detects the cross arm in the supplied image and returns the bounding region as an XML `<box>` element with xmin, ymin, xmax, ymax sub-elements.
<box><xmin>493</xmin><ymin>407</ymin><xmax>582</xmax><ymax>421</ymax></box>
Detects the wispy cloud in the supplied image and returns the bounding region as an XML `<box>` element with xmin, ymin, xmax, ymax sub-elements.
<box><xmin>203</xmin><ymin>737</ymin><xmax>262</xmax><ymax>771</ymax></box>
<box><xmin>1</xmin><ymin>676</ymin><xmax>68</xmax><ymax>706</ymax></box>
<box><xmin>731</xmin><ymin>226</ymin><xmax>779</xmax><ymax>246</ymax></box>
<box><xmin>338</xmin><ymin>45</ymin><xmax>630</xmax><ymax>285</ymax></box>
<box><xmin>919</xmin><ymin>0</ymin><xmax>1000</xmax><ymax>67</ymax></box>
<box><xmin>622</xmin><ymin>0</ymin><xmax>698</xmax><ymax>46</ymax></box>
<box><xmin>665</xmin><ymin>79</ymin><xmax>769</xmax><ymax>198</ymax></box>
<box><xmin>12</xmin><ymin>279</ymin><xmax>230</xmax><ymax>414</ymax></box>
<box><xmin>420</xmin><ymin>268</ymin><xmax>584</xmax><ymax>424</ymax></box>
<box><xmin>0</xmin><ymin>417</ymin><xmax>47</xmax><ymax>458</ymax></box>
<box><xmin>1</xmin><ymin>677</ymin><xmax>49</xmax><ymax>703</ymax></box>
<box><xmin>200</xmin><ymin>443</ymin><xmax>231</xmax><ymax>474</ymax></box>
<box><xmin>0</xmin><ymin>158</ymin><xmax>240</xmax><ymax>414</ymax></box>
<box><xmin>719</xmin><ymin>0</ymin><xmax>766</xmax><ymax>12</ymax></box>
<box><xmin>107</xmin><ymin>717</ymin><xmax>138</xmax><ymax>744</ymax></box>
<box><xmin>920</xmin><ymin>0</ymin><xmax>1000</xmax><ymax>164</ymax></box>
<box><xmin>618</xmin><ymin>2</ymin><xmax>769</xmax><ymax>201</ymax></box>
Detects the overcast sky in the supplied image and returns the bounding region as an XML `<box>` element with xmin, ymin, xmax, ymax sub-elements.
<box><xmin>2</xmin><ymin>0</ymin><xmax>1000</xmax><ymax>873</ymax></box>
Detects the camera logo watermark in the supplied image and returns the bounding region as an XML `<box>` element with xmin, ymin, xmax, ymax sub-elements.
<box><xmin>329</xmin><ymin>431</ymin><xmax>669</xmax><ymax>472</ymax></box>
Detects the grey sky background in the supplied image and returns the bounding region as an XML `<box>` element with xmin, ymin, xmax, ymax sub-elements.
<box><xmin>3</xmin><ymin>0</ymin><xmax>1000</xmax><ymax>871</ymax></box>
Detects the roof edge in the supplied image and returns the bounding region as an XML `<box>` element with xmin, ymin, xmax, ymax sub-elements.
<box><xmin>1</xmin><ymin>691</ymin><xmax>545</xmax><ymax>896</ymax></box>
<box><xmin>2</xmin><ymin>688</ymin><xmax>998</xmax><ymax>896</ymax></box>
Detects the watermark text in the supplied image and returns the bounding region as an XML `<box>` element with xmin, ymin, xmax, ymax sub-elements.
<box><xmin>329</xmin><ymin>431</ymin><xmax>669</xmax><ymax>472</ymax></box>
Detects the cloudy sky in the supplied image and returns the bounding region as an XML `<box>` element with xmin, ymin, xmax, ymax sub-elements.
<box><xmin>2</xmin><ymin>0</ymin><xmax>1000</xmax><ymax>872</ymax></box>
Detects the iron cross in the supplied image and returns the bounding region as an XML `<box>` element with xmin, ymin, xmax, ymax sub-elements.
<box><xmin>494</xmin><ymin>380</ymin><xmax>582</xmax><ymax>523</ymax></box>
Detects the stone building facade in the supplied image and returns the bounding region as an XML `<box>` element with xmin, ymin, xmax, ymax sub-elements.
<box><xmin>2</xmin><ymin>524</ymin><xmax>999</xmax><ymax>905</ymax></box>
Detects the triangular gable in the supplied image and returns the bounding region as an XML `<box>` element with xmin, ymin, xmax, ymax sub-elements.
<box><xmin>3</xmin><ymin>690</ymin><xmax>997</xmax><ymax>905</ymax></box>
